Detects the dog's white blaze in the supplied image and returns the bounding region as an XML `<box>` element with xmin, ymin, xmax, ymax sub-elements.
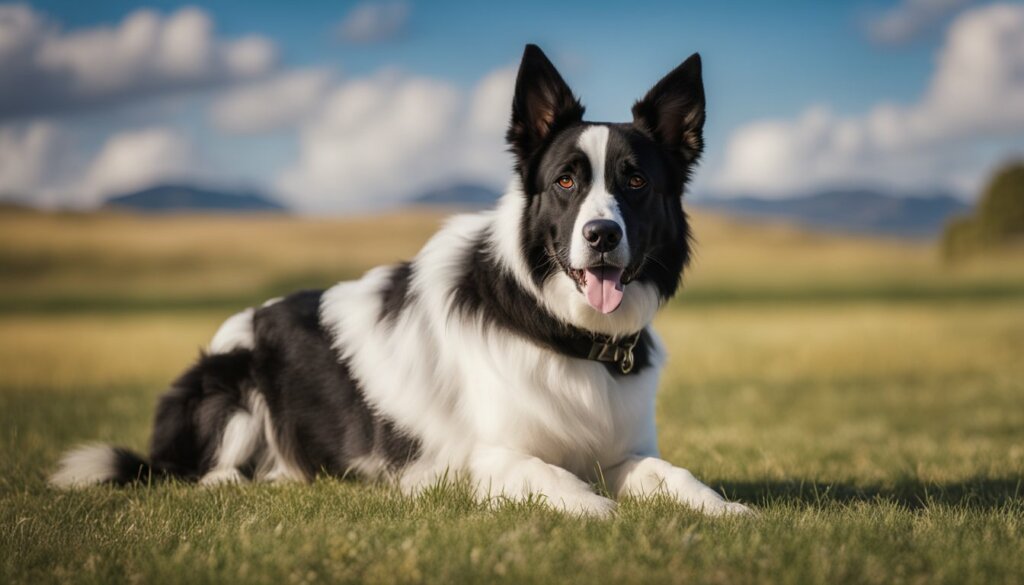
<box><xmin>570</xmin><ymin>125</ymin><xmax>630</xmax><ymax>270</ymax></box>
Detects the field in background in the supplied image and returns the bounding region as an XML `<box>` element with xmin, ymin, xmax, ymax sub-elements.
<box><xmin>4</xmin><ymin>208</ymin><xmax>1024</xmax><ymax>312</ymax></box>
<box><xmin>2</xmin><ymin>209</ymin><xmax>1023</xmax><ymax>584</ymax></box>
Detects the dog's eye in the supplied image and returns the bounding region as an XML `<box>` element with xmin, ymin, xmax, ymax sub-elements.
<box><xmin>628</xmin><ymin>175</ymin><xmax>647</xmax><ymax>189</ymax></box>
<box><xmin>556</xmin><ymin>175</ymin><xmax>575</xmax><ymax>190</ymax></box>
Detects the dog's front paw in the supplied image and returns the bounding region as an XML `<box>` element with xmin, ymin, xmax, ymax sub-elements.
<box><xmin>701</xmin><ymin>499</ymin><xmax>754</xmax><ymax>516</ymax></box>
<box><xmin>199</xmin><ymin>468</ymin><xmax>248</xmax><ymax>486</ymax></box>
<box><xmin>551</xmin><ymin>491</ymin><xmax>618</xmax><ymax>518</ymax></box>
<box><xmin>686</xmin><ymin>489</ymin><xmax>755</xmax><ymax>516</ymax></box>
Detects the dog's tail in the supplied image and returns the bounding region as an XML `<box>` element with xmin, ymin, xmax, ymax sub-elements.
<box><xmin>49</xmin><ymin>444</ymin><xmax>161</xmax><ymax>489</ymax></box>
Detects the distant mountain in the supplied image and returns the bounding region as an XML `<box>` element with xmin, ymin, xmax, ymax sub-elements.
<box><xmin>0</xmin><ymin>198</ymin><xmax>33</xmax><ymax>213</ymax></box>
<box><xmin>693</xmin><ymin>190</ymin><xmax>970</xmax><ymax>237</ymax></box>
<box><xmin>103</xmin><ymin>184</ymin><xmax>286</xmax><ymax>213</ymax></box>
<box><xmin>407</xmin><ymin>184</ymin><xmax>967</xmax><ymax>237</ymax></box>
<box><xmin>410</xmin><ymin>184</ymin><xmax>501</xmax><ymax>207</ymax></box>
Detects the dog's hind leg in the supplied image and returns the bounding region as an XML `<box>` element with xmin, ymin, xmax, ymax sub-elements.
<box><xmin>147</xmin><ymin>348</ymin><xmax>259</xmax><ymax>484</ymax></box>
<box><xmin>50</xmin><ymin>348</ymin><xmax>258</xmax><ymax>488</ymax></box>
<box><xmin>198</xmin><ymin>392</ymin><xmax>266</xmax><ymax>486</ymax></box>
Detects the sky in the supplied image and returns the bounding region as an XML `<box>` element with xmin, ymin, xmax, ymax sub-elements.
<box><xmin>1</xmin><ymin>0</ymin><xmax>1022</xmax><ymax>212</ymax></box>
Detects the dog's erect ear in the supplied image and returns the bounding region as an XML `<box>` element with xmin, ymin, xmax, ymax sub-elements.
<box><xmin>632</xmin><ymin>53</ymin><xmax>705</xmax><ymax>163</ymax></box>
<box><xmin>507</xmin><ymin>44</ymin><xmax>585</xmax><ymax>170</ymax></box>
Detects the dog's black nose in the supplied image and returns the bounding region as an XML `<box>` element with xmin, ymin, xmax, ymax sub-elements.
<box><xmin>582</xmin><ymin>219</ymin><xmax>623</xmax><ymax>253</ymax></box>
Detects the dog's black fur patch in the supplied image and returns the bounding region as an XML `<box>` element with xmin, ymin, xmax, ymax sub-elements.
<box><xmin>378</xmin><ymin>262</ymin><xmax>414</xmax><ymax>325</ymax></box>
<box><xmin>149</xmin><ymin>348</ymin><xmax>256</xmax><ymax>480</ymax></box>
<box><xmin>452</xmin><ymin>228</ymin><xmax>653</xmax><ymax>376</ymax></box>
<box><xmin>251</xmin><ymin>290</ymin><xmax>420</xmax><ymax>478</ymax></box>
<box><xmin>130</xmin><ymin>290</ymin><xmax>421</xmax><ymax>485</ymax></box>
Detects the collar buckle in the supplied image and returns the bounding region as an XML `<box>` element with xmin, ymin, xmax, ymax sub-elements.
<box><xmin>588</xmin><ymin>331</ymin><xmax>642</xmax><ymax>375</ymax></box>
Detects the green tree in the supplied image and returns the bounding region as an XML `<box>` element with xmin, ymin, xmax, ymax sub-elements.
<box><xmin>943</xmin><ymin>161</ymin><xmax>1024</xmax><ymax>260</ymax></box>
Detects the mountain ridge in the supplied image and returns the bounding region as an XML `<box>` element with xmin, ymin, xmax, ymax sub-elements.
<box><xmin>406</xmin><ymin>183</ymin><xmax>969</xmax><ymax>236</ymax></box>
<box><xmin>103</xmin><ymin>184</ymin><xmax>286</xmax><ymax>213</ymax></box>
<box><xmin>692</xmin><ymin>189</ymin><xmax>969</xmax><ymax>237</ymax></box>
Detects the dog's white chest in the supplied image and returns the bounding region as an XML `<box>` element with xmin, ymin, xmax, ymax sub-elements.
<box><xmin>457</xmin><ymin>335</ymin><xmax>661</xmax><ymax>476</ymax></box>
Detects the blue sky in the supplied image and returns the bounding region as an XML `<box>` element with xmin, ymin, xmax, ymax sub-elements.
<box><xmin>2</xmin><ymin>0</ymin><xmax>1022</xmax><ymax>210</ymax></box>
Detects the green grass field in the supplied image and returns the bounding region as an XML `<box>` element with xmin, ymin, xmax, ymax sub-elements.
<box><xmin>2</xmin><ymin>209</ymin><xmax>1023</xmax><ymax>584</ymax></box>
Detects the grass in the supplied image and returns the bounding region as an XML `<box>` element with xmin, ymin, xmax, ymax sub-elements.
<box><xmin>1</xmin><ymin>209</ymin><xmax>1023</xmax><ymax>584</ymax></box>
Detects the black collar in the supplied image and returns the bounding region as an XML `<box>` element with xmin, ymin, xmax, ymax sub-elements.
<box><xmin>549</xmin><ymin>328</ymin><xmax>648</xmax><ymax>375</ymax></box>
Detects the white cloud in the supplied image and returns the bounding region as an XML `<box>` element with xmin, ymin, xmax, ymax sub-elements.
<box><xmin>335</xmin><ymin>1</ymin><xmax>410</xmax><ymax>44</ymax></box>
<box><xmin>465</xmin><ymin>66</ymin><xmax>516</xmax><ymax>141</ymax></box>
<box><xmin>209</xmin><ymin>69</ymin><xmax>335</xmax><ymax>135</ymax></box>
<box><xmin>222</xmin><ymin>36</ymin><xmax>278</xmax><ymax>78</ymax></box>
<box><xmin>277</xmin><ymin>66</ymin><xmax>516</xmax><ymax>211</ymax></box>
<box><xmin>79</xmin><ymin>128</ymin><xmax>193</xmax><ymax>205</ymax></box>
<box><xmin>0</xmin><ymin>121</ymin><xmax>61</xmax><ymax>199</ymax></box>
<box><xmin>867</xmin><ymin>0</ymin><xmax>975</xmax><ymax>44</ymax></box>
<box><xmin>0</xmin><ymin>5</ymin><xmax>277</xmax><ymax>119</ymax></box>
<box><xmin>0</xmin><ymin>52</ymin><xmax>516</xmax><ymax>212</ymax></box>
<box><xmin>459</xmin><ymin>65</ymin><xmax>518</xmax><ymax>185</ymax></box>
<box><xmin>0</xmin><ymin>122</ymin><xmax>195</xmax><ymax>208</ymax></box>
<box><xmin>713</xmin><ymin>3</ymin><xmax>1024</xmax><ymax>198</ymax></box>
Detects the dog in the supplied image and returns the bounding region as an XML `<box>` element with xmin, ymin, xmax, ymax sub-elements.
<box><xmin>51</xmin><ymin>44</ymin><xmax>749</xmax><ymax>517</ymax></box>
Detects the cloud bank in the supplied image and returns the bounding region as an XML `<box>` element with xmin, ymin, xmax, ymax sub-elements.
<box><xmin>276</xmin><ymin>66</ymin><xmax>516</xmax><ymax>211</ymax></box>
<box><xmin>0</xmin><ymin>121</ymin><xmax>60</xmax><ymax>200</ymax></box>
<box><xmin>209</xmin><ymin>69</ymin><xmax>336</xmax><ymax>135</ymax></box>
<box><xmin>866</xmin><ymin>0</ymin><xmax>975</xmax><ymax>44</ymax></box>
<box><xmin>713</xmin><ymin>3</ymin><xmax>1024</xmax><ymax>198</ymax></box>
<box><xmin>79</xmin><ymin>127</ymin><xmax>193</xmax><ymax>205</ymax></box>
<box><xmin>0</xmin><ymin>121</ymin><xmax>194</xmax><ymax>208</ymax></box>
<box><xmin>335</xmin><ymin>1</ymin><xmax>410</xmax><ymax>44</ymax></box>
<box><xmin>0</xmin><ymin>4</ymin><xmax>277</xmax><ymax>119</ymax></box>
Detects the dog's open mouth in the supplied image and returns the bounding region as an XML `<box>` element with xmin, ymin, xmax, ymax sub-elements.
<box><xmin>569</xmin><ymin>265</ymin><xmax>625</xmax><ymax>314</ymax></box>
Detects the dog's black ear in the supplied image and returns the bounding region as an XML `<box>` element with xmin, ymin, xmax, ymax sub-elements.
<box><xmin>507</xmin><ymin>44</ymin><xmax>585</xmax><ymax>170</ymax></box>
<box><xmin>632</xmin><ymin>53</ymin><xmax>705</xmax><ymax>163</ymax></box>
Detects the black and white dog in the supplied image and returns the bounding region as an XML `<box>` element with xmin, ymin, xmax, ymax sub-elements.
<box><xmin>52</xmin><ymin>45</ymin><xmax>749</xmax><ymax>516</ymax></box>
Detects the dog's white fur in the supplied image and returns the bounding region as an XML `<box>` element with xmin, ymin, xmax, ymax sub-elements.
<box><xmin>50</xmin><ymin>444</ymin><xmax>121</xmax><ymax>488</ymax></box>
<box><xmin>208</xmin><ymin>308</ymin><xmax>255</xmax><ymax>354</ymax></box>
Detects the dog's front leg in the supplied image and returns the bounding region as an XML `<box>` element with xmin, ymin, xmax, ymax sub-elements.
<box><xmin>605</xmin><ymin>456</ymin><xmax>751</xmax><ymax>515</ymax></box>
<box><xmin>469</xmin><ymin>447</ymin><xmax>617</xmax><ymax>517</ymax></box>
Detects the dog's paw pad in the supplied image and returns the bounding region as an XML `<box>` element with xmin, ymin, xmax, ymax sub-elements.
<box><xmin>199</xmin><ymin>468</ymin><xmax>247</xmax><ymax>486</ymax></box>
<box><xmin>703</xmin><ymin>500</ymin><xmax>755</xmax><ymax>517</ymax></box>
<box><xmin>555</xmin><ymin>493</ymin><xmax>618</xmax><ymax>518</ymax></box>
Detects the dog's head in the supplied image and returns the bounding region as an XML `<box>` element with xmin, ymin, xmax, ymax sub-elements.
<box><xmin>507</xmin><ymin>45</ymin><xmax>702</xmax><ymax>335</ymax></box>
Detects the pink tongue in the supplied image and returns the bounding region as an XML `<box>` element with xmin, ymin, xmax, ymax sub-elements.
<box><xmin>584</xmin><ymin>267</ymin><xmax>625</xmax><ymax>314</ymax></box>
